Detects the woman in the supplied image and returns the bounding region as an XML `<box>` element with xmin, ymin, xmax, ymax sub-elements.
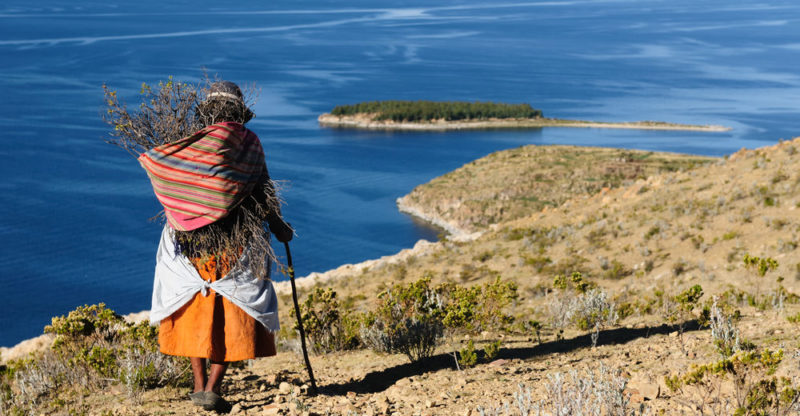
<box><xmin>140</xmin><ymin>81</ymin><xmax>292</xmax><ymax>411</ymax></box>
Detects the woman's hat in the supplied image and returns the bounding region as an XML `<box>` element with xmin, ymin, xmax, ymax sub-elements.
<box><xmin>200</xmin><ymin>81</ymin><xmax>255</xmax><ymax>123</ymax></box>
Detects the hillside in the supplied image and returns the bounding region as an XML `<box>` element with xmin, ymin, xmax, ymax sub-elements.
<box><xmin>5</xmin><ymin>138</ymin><xmax>800</xmax><ymax>415</ymax></box>
<box><xmin>398</xmin><ymin>145</ymin><xmax>714</xmax><ymax>235</ymax></box>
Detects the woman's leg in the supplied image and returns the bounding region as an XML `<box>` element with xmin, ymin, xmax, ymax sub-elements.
<box><xmin>206</xmin><ymin>360</ymin><xmax>229</xmax><ymax>393</ymax></box>
<box><xmin>190</xmin><ymin>357</ymin><xmax>207</xmax><ymax>393</ymax></box>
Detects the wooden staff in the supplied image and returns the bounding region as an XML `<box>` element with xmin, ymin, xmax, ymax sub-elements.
<box><xmin>284</xmin><ymin>242</ymin><xmax>318</xmax><ymax>395</ymax></box>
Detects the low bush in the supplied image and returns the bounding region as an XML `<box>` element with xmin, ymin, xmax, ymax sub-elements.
<box><xmin>1</xmin><ymin>304</ymin><xmax>189</xmax><ymax>413</ymax></box>
<box><xmin>476</xmin><ymin>366</ymin><xmax>647</xmax><ymax>416</ymax></box>
<box><xmin>458</xmin><ymin>340</ymin><xmax>478</xmax><ymax>368</ymax></box>
<box><xmin>709</xmin><ymin>298</ymin><xmax>741</xmax><ymax>359</ymax></box>
<box><xmin>666</xmin><ymin>349</ymin><xmax>800</xmax><ymax>415</ymax></box>
<box><xmin>548</xmin><ymin>273</ymin><xmax>618</xmax><ymax>344</ymax></box>
<box><xmin>361</xmin><ymin>278</ymin><xmax>445</xmax><ymax>363</ymax></box>
<box><xmin>483</xmin><ymin>340</ymin><xmax>502</xmax><ymax>361</ymax></box>
<box><xmin>361</xmin><ymin>276</ymin><xmax>518</xmax><ymax>363</ymax></box>
<box><xmin>743</xmin><ymin>254</ymin><xmax>779</xmax><ymax>277</ymax></box>
<box><xmin>298</xmin><ymin>287</ymin><xmax>361</xmax><ymax>353</ymax></box>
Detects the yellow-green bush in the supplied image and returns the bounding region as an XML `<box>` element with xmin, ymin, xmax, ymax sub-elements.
<box><xmin>1</xmin><ymin>304</ymin><xmax>189</xmax><ymax>413</ymax></box>
<box><xmin>298</xmin><ymin>287</ymin><xmax>361</xmax><ymax>353</ymax></box>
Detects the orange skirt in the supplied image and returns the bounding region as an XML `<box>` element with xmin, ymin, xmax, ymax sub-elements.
<box><xmin>158</xmin><ymin>255</ymin><xmax>276</xmax><ymax>362</ymax></box>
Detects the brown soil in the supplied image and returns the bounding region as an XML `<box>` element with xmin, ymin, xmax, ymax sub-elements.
<box><xmin>10</xmin><ymin>137</ymin><xmax>800</xmax><ymax>415</ymax></box>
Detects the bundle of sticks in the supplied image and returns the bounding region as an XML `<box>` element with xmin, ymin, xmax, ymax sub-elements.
<box><xmin>102</xmin><ymin>76</ymin><xmax>280</xmax><ymax>279</ymax></box>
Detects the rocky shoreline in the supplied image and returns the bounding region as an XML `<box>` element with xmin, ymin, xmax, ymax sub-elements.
<box><xmin>318</xmin><ymin>113</ymin><xmax>731</xmax><ymax>132</ymax></box>
<box><xmin>396</xmin><ymin>194</ymin><xmax>482</xmax><ymax>242</ymax></box>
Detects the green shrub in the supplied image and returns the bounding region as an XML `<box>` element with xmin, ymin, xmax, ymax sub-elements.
<box><xmin>483</xmin><ymin>340</ymin><xmax>502</xmax><ymax>361</ymax></box>
<box><xmin>743</xmin><ymin>254</ymin><xmax>779</xmax><ymax>277</ymax></box>
<box><xmin>524</xmin><ymin>255</ymin><xmax>552</xmax><ymax>272</ymax></box>
<box><xmin>602</xmin><ymin>259</ymin><xmax>631</xmax><ymax>280</ymax></box>
<box><xmin>361</xmin><ymin>276</ymin><xmax>519</xmax><ymax>364</ymax></box>
<box><xmin>439</xmin><ymin>276</ymin><xmax>518</xmax><ymax>333</ymax></box>
<box><xmin>4</xmin><ymin>304</ymin><xmax>190</xmax><ymax>411</ymax></box>
<box><xmin>458</xmin><ymin>340</ymin><xmax>478</xmax><ymax>368</ymax></box>
<box><xmin>298</xmin><ymin>288</ymin><xmax>361</xmax><ymax>353</ymax></box>
<box><xmin>549</xmin><ymin>273</ymin><xmax>618</xmax><ymax>340</ymax></box>
<box><xmin>666</xmin><ymin>349</ymin><xmax>799</xmax><ymax>415</ymax></box>
<box><xmin>361</xmin><ymin>278</ymin><xmax>445</xmax><ymax>363</ymax></box>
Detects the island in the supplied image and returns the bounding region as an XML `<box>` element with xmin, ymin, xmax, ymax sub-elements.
<box><xmin>318</xmin><ymin>100</ymin><xmax>730</xmax><ymax>132</ymax></box>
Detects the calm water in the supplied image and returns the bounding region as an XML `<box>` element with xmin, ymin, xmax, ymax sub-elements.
<box><xmin>2</xmin><ymin>0</ymin><xmax>799</xmax><ymax>346</ymax></box>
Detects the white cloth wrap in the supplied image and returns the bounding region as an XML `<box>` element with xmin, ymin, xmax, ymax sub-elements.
<box><xmin>149</xmin><ymin>226</ymin><xmax>280</xmax><ymax>332</ymax></box>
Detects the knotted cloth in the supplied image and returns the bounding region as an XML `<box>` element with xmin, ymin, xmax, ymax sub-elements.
<box><xmin>138</xmin><ymin>122</ymin><xmax>266</xmax><ymax>231</ymax></box>
<box><xmin>149</xmin><ymin>225</ymin><xmax>280</xmax><ymax>332</ymax></box>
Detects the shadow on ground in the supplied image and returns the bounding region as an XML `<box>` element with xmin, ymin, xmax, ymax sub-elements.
<box><xmin>319</xmin><ymin>320</ymin><xmax>704</xmax><ymax>396</ymax></box>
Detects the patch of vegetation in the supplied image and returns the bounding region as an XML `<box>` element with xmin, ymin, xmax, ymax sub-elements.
<box><xmin>458</xmin><ymin>340</ymin><xmax>478</xmax><ymax>368</ymax></box>
<box><xmin>299</xmin><ymin>287</ymin><xmax>361</xmax><ymax>353</ymax></box>
<box><xmin>330</xmin><ymin>100</ymin><xmax>542</xmax><ymax>122</ymax></box>
<box><xmin>483</xmin><ymin>340</ymin><xmax>502</xmax><ymax>361</ymax></box>
<box><xmin>360</xmin><ymin>278</ymin><xmax>445</xmax><ymax>363</ymax></box>
<box><xmin>743</xmin><ymin>254</ymin><xmax>779</xmax><ymax>277</ymax></box>
<box><xmin>602</xmin><ymin>259</ymin><xmax>632</xmax><ymax>280</ymax></box>
<box><xmin>1</xmin><ymin>304</ymin><xmax>189</xmax><ymax>414</ymax></box>
<box><xmin>477</xmin><ymin>367</ymin><xmax>646</xmax><ymax>415</ymax></box>
<box><xmin>361</xmin><ymin>276</ymin><xmax>519</xmax><ymax>363</ymax></box>
<box><xmin>549</xmin><ymin>273</ymin><xmax>618</xmax><ymax>345</ymax></box>
<box><xmin>666</xmin><ymin>349</ymin><xmax>800</xmax><ymax>415</ymax></box>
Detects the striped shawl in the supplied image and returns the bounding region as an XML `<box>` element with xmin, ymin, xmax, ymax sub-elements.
<box><xmin>138</xmin><ymin>122</ymin><xmax>266</xmax><ymax>231</ymax></box>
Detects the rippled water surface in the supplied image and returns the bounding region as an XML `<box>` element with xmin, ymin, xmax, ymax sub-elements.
<box><xmin>2</xmin><ymin>0</ymin><xmax>800</xmax><ymax>345</ymax></box>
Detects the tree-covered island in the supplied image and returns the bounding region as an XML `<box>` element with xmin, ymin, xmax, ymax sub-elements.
<box><xmin>319</xmin><ymin>100</ymin><xmax>730</xmax><ymax>132</ymax></box>
<box><xmin>330</xmin><ymin>100</ymin><xmax>542</xmax><ymax>122</ymax></box>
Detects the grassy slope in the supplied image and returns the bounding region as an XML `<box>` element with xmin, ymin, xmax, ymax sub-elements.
<box><xmin>14</xmin><ymin>138</ymin><xmax>800</xmax><ymax>415</ymax></box>
<box><xmin>399</xmin><ymin>145</ymin><xmax>714</xmax><ymax>233</ymax></box>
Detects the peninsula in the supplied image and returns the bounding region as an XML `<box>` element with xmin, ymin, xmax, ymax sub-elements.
<box><xmin>318</xmin><ymin>100</ymin><xmax>730</xmax><ymax>132</ymax></box>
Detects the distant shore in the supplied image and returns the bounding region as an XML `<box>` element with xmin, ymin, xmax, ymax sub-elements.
<box><xmin>318</xmin><ymin>113</ymin><xmax>731</xmax><ymax>132</ymax></box>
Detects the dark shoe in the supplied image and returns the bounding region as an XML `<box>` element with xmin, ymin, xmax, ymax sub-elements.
<box><xmin>203</xmin><ymin>391</ymin><xmax>232</xmax><ymax>412</ymax></box>
<box><xmin>188</xmin><ymin>391</ymin><xmax>206</xmax><ymax>407</ymax></box>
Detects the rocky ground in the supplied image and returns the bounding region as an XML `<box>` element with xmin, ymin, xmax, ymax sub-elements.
<box><xmin>7</xmin><ymin>137</ymin><xmax>800</xmax><ymax>415</ymax></box>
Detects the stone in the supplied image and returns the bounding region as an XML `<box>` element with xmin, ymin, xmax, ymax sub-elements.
<box><xmin>488</xmin><ymin>359</ymin><xmax>508</xmax><ymax>367</ymax></box>
<box><xmin>266</xmin><ymin>374</ymin><xmax>281</xmax><ymax>385</ymax></box>
<box><xmin>425</xmin><ymin>400</ymin><xmax>434</xmax><ymax>408</ymax></box>
<box><xmin>279</xmin><ymin>382</ymin><xmax>293</xmax><ymax>395</ymax></box>
<box><xmin>629</xmin><ymin>375</ymin><xmax>660</xmax><ymax>400</ymax></box>
<box><xmin>262</xmin><ymin>404</ymin><xmax>281</xmax><ymax>416</ymax></box>
<box><xmin>230</xmin><ymin>403</ymin><xmax>243</xmax><ymax>414</ymax></box>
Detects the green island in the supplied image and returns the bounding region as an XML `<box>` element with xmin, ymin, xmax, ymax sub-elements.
<box><xmin>318</xmin><ymin>100</ymin><xmax>730</xmax><ymax>132</ymax></box>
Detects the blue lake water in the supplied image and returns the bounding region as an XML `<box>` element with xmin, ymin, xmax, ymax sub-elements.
<box><xmin>2</xmin><ymin>0</ymin><xmax>800</xmax><ymax>346</ymax></box>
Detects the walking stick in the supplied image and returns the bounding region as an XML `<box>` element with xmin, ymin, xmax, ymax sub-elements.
<box><xmin>284</xmin><ymin>241</ymin><xmax>318</xmax><ymax>395</ymax></box>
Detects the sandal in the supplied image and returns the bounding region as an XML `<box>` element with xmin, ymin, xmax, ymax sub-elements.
<box><xmin>202</xmin><ymin>391</ymin><xmax>232</xmax><ymax>412</ymax></box>
<box><xmin>188</xmin><ymin>391</ymin><xmax>206</xmax><ymax>407</ymax></box>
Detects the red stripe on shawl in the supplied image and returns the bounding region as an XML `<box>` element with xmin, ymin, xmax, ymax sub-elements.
<box><xmin>156</xmin><ymin>193</ymin><xmax>228</xmax><ymax>217</ymax></box>
<box><xmin>140</xmin><ymin>155</ymin><xmax>246</xmax><ymax>191</ymax></box>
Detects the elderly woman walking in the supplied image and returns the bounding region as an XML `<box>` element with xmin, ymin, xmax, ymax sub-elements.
<box><xmin>139</xmin><ymin>81</ymin><xmax>292</xmax><ymax>411</ymax></box>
